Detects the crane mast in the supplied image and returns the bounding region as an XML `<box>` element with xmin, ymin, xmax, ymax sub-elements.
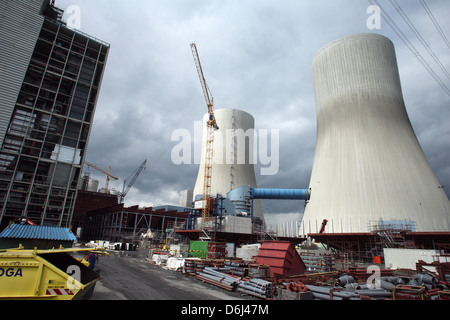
<box><xmin>190</xmin><ymin>43</ymin><xmax>219</xmax><ymax>228</ymax></box>
<box><xmin>119</xmin><ymin>159</ymin><xmax>147</xmax><ymax>204</ymax></box>
<box><xmin>85</xmin><ymin>162</ymin><xmax>119</xmax><ymax>194</ymax></box>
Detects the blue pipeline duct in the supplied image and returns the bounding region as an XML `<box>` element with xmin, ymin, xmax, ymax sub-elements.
<box><xmin>251</xmin><ymin>188</ymin><xmax>310</xmax><ymax>201</ymax></box>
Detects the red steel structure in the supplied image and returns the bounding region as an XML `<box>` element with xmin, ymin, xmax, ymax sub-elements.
<box><xmin>256</xmin><ymin>241</ymin><xmax>306</xmax><ymax>277</ymax></box>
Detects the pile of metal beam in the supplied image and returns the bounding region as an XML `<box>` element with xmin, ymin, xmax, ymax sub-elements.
<box><xmin>194</xmin><ymin>260</ymin><xmax>209</xmax><ymax>275</ymax></box>
<box><xmin>300</xmin><ymin>252</ymin><xmax>335</xmax><ymax>272</ymax></box>
<box><xmin>342</xmin><ymin>267</ymin><xmax>395</xmax><ymax>282</ymax></box>
<box><xmin>304</xmin><ymin>271</ymin><xmax>448</xmax><ymax>300</ymax></box>
<box><xmin>207</xmin><ymin>243</ymin><xmax>227</xmax><ymax>259</ymax></box>
<box><xmin>306</xmin><ymin>284</ymin><xmax>362</xmax><ymax>300</ymax></box>
<box><xmin>305</xmin><ymin>283</ymin><xmax>394</xmax><ymax>300</ymax></box>
<box><xmin>195</xmin><ymin>266</ymin><xmax>276</xmax><ymax>299</ymax></box>
<box><xmin>390</xmin><ymin>273</ymin><xmax>446</xmax><ymax>300</ymax></box>
<box><xmin>195</xmin><ymin>267</ymin><xmax>241</xmax><ymax>291</ymax></box>
<box><xmin>237</xmin><ymin>278</ymin><xmax>276</xmax><ymax>299</ymax></box>
<box><xmin>247</xmin><ymin>264</ymin><xmax>270</xmax><ymax>279</ymax></box>
<box><xmin>179</xmin><ymin>251</ymin><xmax>450</xmax><ymax>300</ymax></box>
<box><xmin>224</xmin><ymin>260</ymin><xmax>248</xmax><ymax>277</ymax></box>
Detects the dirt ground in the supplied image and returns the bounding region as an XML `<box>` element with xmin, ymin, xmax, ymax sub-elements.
<box><xmin>77</xmin><ymin>250</ymin><xmax>255</xmax><ymax>300</ymax></box>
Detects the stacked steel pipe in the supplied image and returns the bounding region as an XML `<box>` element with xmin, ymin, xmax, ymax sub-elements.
<box><xmin>184</xmin><ymin>259</ymin><xmax>196</xmax><ymax>274</ymax></box>
<box><xmin>207</xmin><ymin>243</ymin><xmax>227</xmax><ymax>259</ymax></box>
<box><xmin>195</xmin><ymin>266</ymin><xmax>276</xmax><ymax>298</ymax></box>
<box><xmin>237</xmin><ymin>278</ymin><xmax>276</xmax><ymax>299</ymax></box>
<box><xmin>195</xmin><ymin>267</ymin><xmax>241</xmax><ymax>291</ymax></box>
<box><xmin>304</xmin><ymin>271</ymin><xmax>446</xmax><ymax>300</ymax></box>
<box><xmin>224</xmin><ymin>260</ymin><xmax>248</xmax><ymax>277</ymax></box>
<box><xmin>248</xmin><ymin>264</ymin><xmax>270</xmax><ymax>279</ymax></box>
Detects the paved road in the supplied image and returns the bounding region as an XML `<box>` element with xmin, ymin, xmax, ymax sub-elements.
<box><xmin>82</xmin><ymin>251</ymin><xmax>253</xmax><ymax>300</ymax></box>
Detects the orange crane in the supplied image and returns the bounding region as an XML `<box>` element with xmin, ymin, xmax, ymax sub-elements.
<box><xmin>85</xmin><ymin>161</ymin><xmax>118</xmax><ymax>194</ymax></box>
<box><xmin>190</xmin><ymin>43</ymin><xmax>219</xmax><ymax>226</ymax></box>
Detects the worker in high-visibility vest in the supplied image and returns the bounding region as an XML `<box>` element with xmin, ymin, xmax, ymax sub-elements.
<box><xmin>87</xmin><ymin>252</ymin><xmax>99</xmax><ymax>269</ymax></box>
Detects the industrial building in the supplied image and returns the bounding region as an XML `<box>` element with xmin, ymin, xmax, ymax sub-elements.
<box><xmin>192</xmin><ymin>108</ymin><xmax>263</xmax><ymax>221</ymax></box>
<box><xmin>80</xmin><ymin>203</ymin><xmax>191</xmax><ymax>243</ymax></box>
<box><xmin>0</xmin><ymin>1</ymin><xmax>449</xmax><ymax>299</ymax></box>
<box><xmin>0</xmin><ymin>0</ymin><xmax>109</xmax><ymax>228</ymax></box>
<box><xmin>301</xmin><ymin>33</ymin><xmax>450</xmax><ymax>234</ymax></box>
<box><xmin>72</xmin><ymin>189</ymin><xmax>118</xmax><ymax>235</ymax></box>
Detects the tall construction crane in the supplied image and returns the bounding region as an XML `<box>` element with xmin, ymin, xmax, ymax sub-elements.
<box><xmin>118</xmin><ymin>159</ymin><xmax>147</xmax><ymax>204</ymax></box>
<box><xmin>190</xmin><ymin>43</ymin><xmax>219</xmax><ymax>227</ymax></box>
<box><xmin>85</xmin><ymin>161</ymin><xmax>118</xmax><ymax>194</ymax></box>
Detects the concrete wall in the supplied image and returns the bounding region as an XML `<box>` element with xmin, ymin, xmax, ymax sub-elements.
<box><xmin>222</xmin><ymin>216</ymin><xmax>252</xmax><ymax>234</ymax></box>
<box><xmin>384</xmin><ymin>248</ymin><xmax>440</xmax><ymax>272</ymax></box>
<box><xmin>193</xmin><ymin>108</ymin><xmax>263</xmax><ymax>220</ymax></box>
<box><xmin>301</xmin><ymin>34</ymin><xmax>450</xmax><ymax>233</ymax></box>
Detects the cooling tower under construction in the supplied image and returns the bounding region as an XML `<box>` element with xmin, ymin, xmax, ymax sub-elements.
<box><xmin>301</xmin><ymin>33</ymin><xmax>450</xmax><ymax>233</ymax></box>
<box><xmin>193</xmin><ymin>108</ymin><xmax>263</xmax><ymax>220</ymax></box>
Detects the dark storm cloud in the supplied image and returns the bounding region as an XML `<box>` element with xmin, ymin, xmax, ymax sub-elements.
<box><xmin>56</xmin><ymin>0</ymin><xmax>449</xmax><ymax>224</ymax></box>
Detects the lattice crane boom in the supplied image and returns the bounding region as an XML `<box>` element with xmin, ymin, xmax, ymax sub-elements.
<box><xmin>190</xmin><ymin>43</ymin><xmax>219</xmax><ymax>225</ymax></box>
<box><xmin>119</xmin><ymin>159</ymin><xmax>147</xmax><ymax>204</ymax></box>
<box><xmin>85</xmin><ymin>161</ymin><xmax>118</xmax><ymax>193</ymax></box>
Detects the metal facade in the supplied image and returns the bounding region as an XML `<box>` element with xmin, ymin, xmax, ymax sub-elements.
<box><xmin>0</xmin><ymin>0</ymin><xmax>45</xmax><ymax>146</ymax></box>
<box><xmin>0</xmin><ymin>1</ymin><xmax>109</xmax><ymax>227</ymax></box>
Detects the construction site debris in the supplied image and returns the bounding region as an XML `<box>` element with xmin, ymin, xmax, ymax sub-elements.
<box><xmin>236</xmin><ymin>278</ymin><xmax>276</xmax><ymax>299</ymax></box>
<box><xmin>143</xmin><ymin>241</ymin><xmax>450</xmax><ymax>301</ymax></box>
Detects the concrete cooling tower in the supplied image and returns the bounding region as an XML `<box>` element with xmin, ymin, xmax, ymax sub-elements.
<box><xmin>301</xmin><ymin>33</ymin><xmax>450</xmax><ymax>233</ymax></box>
<box><xmin>193</xmin><ymin>108</ymin><xmax>263</xmax><ymax>220</ymax></box>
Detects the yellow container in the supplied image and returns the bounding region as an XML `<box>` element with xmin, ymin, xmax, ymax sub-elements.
<box><xmin>0</xmin><ymin>246</ymin><xmax>107</xmax><ymax>300</ymax></box>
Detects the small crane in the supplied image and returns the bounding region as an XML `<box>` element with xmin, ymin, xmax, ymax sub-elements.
<box><xmin>190</xmin><ymin>43</ymin><xmax>219</xmax><ymax>227</ymax></box>
<box><xmin>118</xmin><ymin>159</ymin><xmax>147</xmax><ymax>204</ymax></box>
<box><xmin>85</xmin><ymin>161</ymin><xmax>119</xmax><ymax>194</ymax></box>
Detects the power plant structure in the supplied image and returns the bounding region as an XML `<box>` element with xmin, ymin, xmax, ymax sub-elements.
<box><xmin>192</xmin><ymin>108</ymin><xmax>263</xmax><ymax>220</ymax></box>
<box><xmin>184</xmin><ymin>107</ymin><xmax>312</xmax><ymax>241</ymax></box>
<box><xmin>0</xmin><ymin>0</ymin><xmax>109</xmax><ymax>228</ymax></box>
<box><xmin>190</xmin><ymin>108</ymin><xmax>265</xmax><ymax>238</ymax></box>
<box><xmin>187</xmin><ymin>45</ymin><xmax>310</xmax><ymax>240</ymax></box>
<box><xmin>3</xmin><ymin>2</ymin><xmax>450</xmax><ymax>303</ymax></box>
<box><xmin>301</xmin><ymin>33</ymin><xmax>450</xmax><ymax>234</ymax></box>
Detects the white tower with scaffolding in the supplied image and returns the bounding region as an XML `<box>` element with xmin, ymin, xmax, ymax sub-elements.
<box><xmin>193</xmin><ymin>108</ymin><xmax>263</xmax><ymax>220</ymax></box>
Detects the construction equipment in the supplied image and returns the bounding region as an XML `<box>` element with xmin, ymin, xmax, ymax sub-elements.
<box><xmin>85</xmin><ymin>161</ymin><xmax>118</xmax><ymax>194</ymax></box>
<box><xmin>19</xmin><ymin>218</ymin><xmax>36</xmax><ymax>226</ymax></box>
<box><xmin>118</xmin><ymin>159</ymin><xmax>147</xmax><ymax>204</ymax></box>
<box><xmin>319</xmin><ymin>219</ymin><xmax>328</xmax><ymax>234</ymax></box>
<box><xmin>0</xmin><ymin>246</ymin><xmax>108</xmax><ymax>300</ymax></box>
<box><xmin>190</xmin><ymin>43</ymin><xmax>219</xmax><ymax>229</ymax></box>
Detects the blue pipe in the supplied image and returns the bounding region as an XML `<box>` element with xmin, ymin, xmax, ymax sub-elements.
<box><xmin>251</xmin><ymin>188</ymin><xmax>310</xmax><ymax>200</ymax></box>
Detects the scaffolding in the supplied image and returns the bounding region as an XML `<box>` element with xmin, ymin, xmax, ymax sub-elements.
<box><xmin>0</xmin><ymin>14</ymin><xmax>109</xmax><ymax>227</ymax></box>
<box><xmin>368</xmin><ymin>219</ymin><xmax>417</xmax><ymax>258</ymax></box>
<box><xmin>82</xmin><ymin>206</ymin><xmax>189</xmax><ymax>243</ymax></box>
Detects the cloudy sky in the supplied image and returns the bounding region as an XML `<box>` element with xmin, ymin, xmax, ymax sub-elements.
<box><xmin>55</xmin><ymin>0</ymin><xmax>449</xmax><ymax>225</ymax></box>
